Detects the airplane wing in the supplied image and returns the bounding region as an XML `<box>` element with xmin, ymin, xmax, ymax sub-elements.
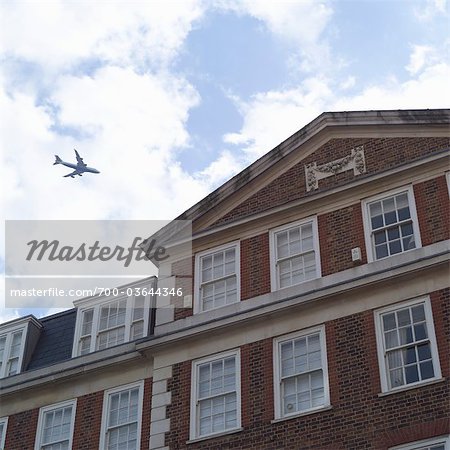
<box><xmin>74</xmin><ymin>149</ymin><xmax>87</xmax><ymax>167</ymax></box>
<box><xmin>64</xmin><ymin>170</ymin><xmax>83</xmax><ymax>178</ymax></box>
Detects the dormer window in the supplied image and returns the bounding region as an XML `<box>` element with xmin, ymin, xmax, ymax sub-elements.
<box><xmin>72</xmin><ymin>279</ymin><xmax>155</xmax><ymax>357</ymax></box>
<box><xmin>0</xmin><ymin>316</ymin><xmax>42</xmax><ymax>379</ymax></box>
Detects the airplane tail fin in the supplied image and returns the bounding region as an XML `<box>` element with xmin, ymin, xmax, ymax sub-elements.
<box><xmin>54</xmin><ymin>155</ymin><xmax>62</xmax><ymax>165</ymax></box>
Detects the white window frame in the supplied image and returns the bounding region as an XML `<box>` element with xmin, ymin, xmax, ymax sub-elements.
<box><xmin>362</xmin><ymin>185</ymin><xmax>422</xmax><ymax>262</ymax></box>
<box><xmin>273</xmin><ymin>325</ymin><xmax>330</xmax><ymax>420</ymax></box>
<box><xmin>99</xmin><ymin>380</ymin><xmax>144</xmax><ymax>450</ymax></box>
<box><xmin>0</xmin><ymin>323</ymin><xmax>27</xmax><ymax>379</ymax></box>
<box><xmin>269</xmin><ymin>216</ymin><xmax>321</xmax><ymax>292</ymax></box>
<box><xmin>194</xmin><ymin>241</ymin><xmax>241</xmax><ymax>314</ymax></box>
<box><xmin>72</xmin><ymin>292</ymin><xmax>152</xmax><ymax>357</ymax></box>
<box><xmin>0</xmin><ymin>417</ymin><xmax>8</xmax><ymax>450</ymax></box>
<box><xmin>446</xmin><ymin>172</ymin><xmax>450</xmax><ymax>196</ymax></box>
<box><xmin>190</xmin><ymin>349</ymin><xmax>241</xmax><ymax>440</ymax></box>
<box><xmin>34</xmin><ymin>399</ymin><xmax>77</xmax><ymax>450</ymax></box>
<box><xmin>374</xmin><ymin>296</ymin><xmax>442</xmax><ymax>394</ymax></box>
<box><xmin>389</xmin><ymin>435</ymin><xmax>450</xmax><ymax>450</ymax></box>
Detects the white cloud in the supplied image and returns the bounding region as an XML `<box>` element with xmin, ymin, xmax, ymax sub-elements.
<box><xmin>0</xmin><ymin>66</ymin><xmax>212</xmax><ymax>222</ymax></box>
<box><xmin>0</xmin><ymin>1</ymin><xmax>204</xmax><ymax>70</ymax></box>
<box><xmin>197</xmin><ymin>149</ymin><xmax>244</xmax><ymax>187</ymax></box>
<box><xmin>223</xmin><ymin>59</ymin><xmax>450</xmax><ymax>160</ymax></box>
<box><xmin>406</xmin><ymin>45</ymin><xmax>437</xmax><ymax>75</ymax></box>
<box><xmin>216</xmin><ymin>0</ymin><xmax>334</xmax><ymax>72</ymax></box>
<box><xmin>414</xmin><ymin>0</ymin><xmax>448</xmax><ymax>21</ymax></box>
<box><xmin>224</xmin><ymin>77</ymin><xmax>331</xmax><ymax>159</ymax></box>
<box><xmin>340</xmin><ymin>76</ymin><xmax>356</xmax><ymax>90</ymax></box>
<box><xmin>0</xmin><ymin>1</ymin><xmax>210</xmax><ymax>314</ymax></box>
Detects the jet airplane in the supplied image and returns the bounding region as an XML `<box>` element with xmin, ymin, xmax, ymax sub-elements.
<box><xmin>54</xmin><ymin>149</ymin><xmax>100</xmax><ymax>178</ymax></box>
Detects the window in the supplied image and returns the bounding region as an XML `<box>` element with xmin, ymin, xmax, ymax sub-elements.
<box><xmin>0</xmin><ymin>325</ymin><xmax>26</xmax><ymax>378</ymax></box>
<box><xmin>273</xmin><ymin>326</ymin><xmax>330</xmax><ymax>419</ymax></box>
<box><xmin>195</xmin><ymin>242</ymin><xmax>240</xmax><ymax>313</ymax></box>
<box><xmin>190</xmin><ymin>350</ymin><xmax>241</xmax><ymax>440</ymax></box>
<box><xmin>363</xmin><ymin>186</ymin><xmax>421</xmax><ymax>261</ymax></box>
<box><xmin>0</xmin><ymin>417</ymin><xmax>7</xmax><ymax>450</ymax></box>
<box><xmin>270</xmin><ymin>217</ymin><xmax>321</xmax><ymax>291</ymax></box>
<box><xmin>375</xmin><ymin>297</ymin><xmax>442</xmax><ymax>393</ymax></box>
<box><xmin>73</xmin><ymin>292</ymin><xmax>152</xmax><ymax>356</ymax></box>
<box><xmin>100</xmin><ymin>381</ymin><xmax>144</xmax><ymax>450</ymax></box>
<box><xmin>34</xmin><ymin>399</ymin><xmax>76</xmax><ymax>450</ymax></box>
<box><xmin>389</xmin><ymin>435</ymin><xmax>450</xmax><ymax>450</ymax></box>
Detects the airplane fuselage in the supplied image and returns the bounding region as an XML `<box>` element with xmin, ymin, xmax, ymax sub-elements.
<box><xmin>60</xmin><ymin>161</ymin><xmax>100</xmax><ymax>174</ymax></box>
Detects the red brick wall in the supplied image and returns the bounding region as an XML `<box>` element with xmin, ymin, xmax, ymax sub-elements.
<box><xmin>214</xmin><ymin>137</ymin><xmax>449</xmax><ymax>227</ymax></box>
<box><xmin>414</xmin><ymin>175</ymin><xmax>450</xmax><ymax>246</ymax></box>
<box><xmin>318</xmin><ymin>203</ymin><xmax>367</xmax><ymax>275</ymax></box>
<box><xmin>164</xmin><ymin>288</ymin><xmax>450</xmax><ymax>449</ymax></box>
<box><xmin>240</xmin><ymin>233</ymin><xmax>271</xmax><ymax>301</ymax></box>
<box><xmin>3</xmin><ymin>408</ymin><xmax>38</xmax><ymax>450</ymax></box>
<box><xmin>141</xmin><ymin>378</ymin><xmax>153</xmax><ymax>450</ymax></box>
<box><xmin>72</xmin><ymin>390</ymin><xmax>103</xmax><ymax>449</ymax></box>
<box><xmin>4</xmin><ymin>378</ymin><xmax>152</xmax><ymax>450</ymax></box>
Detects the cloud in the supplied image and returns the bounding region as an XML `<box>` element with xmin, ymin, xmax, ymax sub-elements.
<box><xmin>0</xmin><ymin>66</ymin><xmax>212</xmax><ymax>222</ymax></box>
<box><xmin>406</xmin><ymin>45</ymin><xmax>438</xmax><ymax>75</ymax></box>
<box><xmin>224</xmin><ymin>77</ymin><xmax>331</xmax><ymax>159</ymax></box>
<box><xmin>216</xmin><ymin>0</ymin><xmax>334</xmax><ymax>72</ymax></box>
<box><xmin>414</xmin><ymin>0</ymin><xmax>448</xmax><ymax>21</ymax></box>
<box><xmin>0</xmin><ymin>1</ymin><xmax>204</xmax><ymax>70</ymax></box>
<box><xmin>223</xmin><ymin>58</ymin><xmax>450</xmax><ymax>160</ymax></box>
<box><xmin>196</xmin><ymin>149</ymin><xmax>244</xmax><ymax>187</ymax></box>
<box><xmin>0</xmin><ymin>1</ymin><xmax>210</xmax><ymax>315</ymax></box>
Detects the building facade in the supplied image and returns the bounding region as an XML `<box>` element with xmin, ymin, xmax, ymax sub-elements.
<box><xmin>1</xmin><ymin>109</ymin><xmax>449</xmax><ymax>450</ymax></box>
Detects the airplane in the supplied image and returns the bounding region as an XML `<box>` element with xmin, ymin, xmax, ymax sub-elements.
<box><xmin>53</xmin><ymin>149</ymin><xmax>100</xmax><ymax>178</ymax></box>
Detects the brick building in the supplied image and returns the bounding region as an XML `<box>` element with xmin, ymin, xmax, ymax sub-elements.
<box><xmin>1</xmin><ymin>109</ymin><xmax>449</xmax><ymax>450</ymax></box>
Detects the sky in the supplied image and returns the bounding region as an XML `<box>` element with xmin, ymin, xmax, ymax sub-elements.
<box><xmin>1</xmin><ymin>0</ymin><xmax>449</xmax><ymax>323</ymax></box>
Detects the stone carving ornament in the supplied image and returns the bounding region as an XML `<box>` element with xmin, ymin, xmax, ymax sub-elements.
<box><xmin>305</xmin><ymin>146</ymin><xmax>366</xmax><ymax>191</ymax></box>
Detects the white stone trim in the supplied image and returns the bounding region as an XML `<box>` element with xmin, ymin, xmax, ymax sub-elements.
<box><xmin>149</xmin><ymin>365</ymin><xmax>173</xmax><ymax>450</ymax></box>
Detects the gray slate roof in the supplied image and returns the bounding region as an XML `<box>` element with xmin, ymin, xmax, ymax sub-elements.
<box><xmin>27</xmin><ymin>309</ymin><xmax>76</xmax><ymax>371</ymax></box>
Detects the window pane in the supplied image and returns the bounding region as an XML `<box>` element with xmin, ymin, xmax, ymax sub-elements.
<box><xmin>196</xmin><ymin>356</ymin><xmax>237</xmax><ymax>437</ymax></box>
<box><xmin>411</xmin><ymin>304</ymin><xmax>425</xmax><ymax>323</ymax></box>
<box><xmin>41</xmin><ymin>405</ymin><xmax>73</xmax><ymax>447</ymax></box>
<box><xmin>383</xmin><ymin>302</ymin><xmax>437</xmax><ymax>390</ymax></box>
<box><xmin>279</xmin><ymin>332</ymin><xmax>325</xmax><ymax>417</ymax></box>
<box><xmin>375</xmin><ymin>243</ymin><xmax>388</xmax><ymax>259</ymax></box>
<box><xmin>9</xmin><ymin>331</ymin><xmax>22</xmax><ymax>358</ymax></box>
<box><xmin>0</xmin><ymin>336</ymin><xmax>5</xmax><ymax>361</ymax></box>
<box><xmin>131</xmin><ymin>321</ymin><xmax>144</xmax><ymax>340</ymax></box>
<box><xmin>370</xmin><ymin>192</ymin><xmax>417</xmax><ymax>260</ymax></box>
<box><xmin>389</xmin><ymin>239</ymin><xmax>402</xmax><ymax>255</ymax></box>
<box><xmin>282</xmin><ymin>369</ymin><xmax>324</xmax><ymax>415</ymax></box>
<box><xmin>382</xmin><ymin>313</ymin><xmax>396</xmax><ymax>331</ymax></box>
<box><xmin>405</xmin><ymin>365</ymin><xmax>419</xmax><ymax>383</ymax></box>
<box><xmin>420</xmin><ymin>361</ymin><xmax>434</xmax><ymax>380</ymax></box>
<box><xmin>81</xmin><ymin>309</ymin><xmax>93</xmax><ymax>336</ymax></box>
<box><xmin>374</xmin><ymin>230</ymin><xmax>387</xmax><ymax>245</ymax></box>
<box><xmin>369</xmin><ymin>202</ymin><xmax>383</xmax><ymax>229</ymax></box>
<box><xmin>389</xmin><ymin>368</ymin><xmax>404</xmax><ymax>387</ymax></box>
<box><xmin>133</xmin><ymin>296</ymin><xmax>145</xmax><ymax>321</ymax></box>
<box><xmin>413</xmin><ymin>323</ymin><xmax>427</xmax><ymax>341</ymax></box>
<box><xmin>417</xmin><ymin>343</ymin><xmax>431</xmax><ymax>361</ymax></box>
